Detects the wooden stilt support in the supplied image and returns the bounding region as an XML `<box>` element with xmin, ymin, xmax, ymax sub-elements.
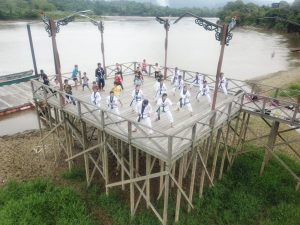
<box><xmin>146</xmin><ymin>153</ymin><xmax>151</xmax><ymax>208</ymax></box>
<box><xmin>175</xmin><ymin>158</ymin><xmax>184</xmax><ymax>222</ymax></box>
<box><xmin>260</xmin><ymin>121</ymin><xmax>280</xmax><ymax>175</ymax></box>
<box><xmin>210</xmin><ymin>128</ymin><xmax>222</xmax><ymax>185</ymax></box>
<box><xmin>81</xmin><ymin>120</ymin><xmax>89</xmax><ymax>185</ymax></box>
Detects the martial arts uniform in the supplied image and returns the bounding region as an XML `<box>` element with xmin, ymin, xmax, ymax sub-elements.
<box><xmin>219</xmin><ymin>76</ymin><xmax>228</xmax><ymax>95</ymax></box>
<box><xmin>130</xmin><ymin>89</ymin><xmax>144</xmax><ymax>110</ymax></box>
<box><xmin>173</xmin><ymin>78</ymin><xmax>184</xmax><ymax>93</ymax></box>
<box><xmin>177</xmin><ymin>90</ymin><xmax>193</xmax><ymax>113</ymax></box>
<box><xmin>106</xmin><ymin>96</ymin><xmax>120</xmax><ymax>120</ymax></box>
<box><xmin>156</xmin><ymin>98</ymin><xmax>174</xmax><ymax>123</ymax></box>
<box><xmin>155</xmin><ymin>83</ymin><xmax>167</xmax><ymax>101</ymax></box>
<box><xmin>91</xmin><ymin>91</ymin><xmax>101</xmax><ymax>108</ymax></box>
<box><xmin>196</xmin><ymin>85</ymin><xmax>211</xmax><ymax>106</ymax></box>
<box><xmin>136</xmin><ymin>102</ymin><xmax>153</xmax><ymax>134</ymax></box>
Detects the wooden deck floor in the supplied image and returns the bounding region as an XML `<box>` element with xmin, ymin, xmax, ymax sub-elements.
<box><xmin>37</xmin><ymin>75</ymin><xmax>239</xmax><ymax>161</ymax></box>
<box><xmin>0</xmin><ymin>82</ymin><xmax>33</xmax><ymax>112</ymax></box>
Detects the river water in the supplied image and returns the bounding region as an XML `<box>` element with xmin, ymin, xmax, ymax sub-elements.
<box><xmin>0</xmin><ymin>17</ymin><xmax>299</xmax><ymax>135</ymax></box>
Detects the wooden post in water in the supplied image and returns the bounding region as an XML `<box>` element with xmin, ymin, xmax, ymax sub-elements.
<box><xmin>26</xmin><ymin>24</ymin><xmax>38</xmax><ymax>76</ymax></box>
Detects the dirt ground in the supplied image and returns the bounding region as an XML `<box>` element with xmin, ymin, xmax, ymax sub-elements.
<box><xmin>0</xmin><ymin>130</ymin><xmax>67</xmax><ymax>186</ymax></box>
<box><xmin>249</xmin><ymin>66</ymin><xmax>300</xmax><ymax>90</ymax></box>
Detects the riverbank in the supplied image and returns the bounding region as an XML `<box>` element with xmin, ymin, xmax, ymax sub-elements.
<box><xmin>249</xmin><ymin>66</ymin><xmax>300</xmax><ymax>89</ymax></box>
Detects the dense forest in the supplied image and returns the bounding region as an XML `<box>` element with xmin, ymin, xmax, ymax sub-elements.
<box><xmin>218</xmin><ymin>0</ymin><xmax>300</xmax><ymax>32</ymax></box>
<box><xmin>0</xmin><ymin>0</ymin><xmax>217</xmax><ymax>19</ymax></box>
<box><xmin>0</xmin><ymin>0</ymin><xmax>299</xmax><ymax>32</ymax></box>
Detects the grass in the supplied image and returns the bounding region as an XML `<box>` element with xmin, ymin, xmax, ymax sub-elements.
<box><xmin>61</xmin><ymin>167</ymin><xmax>85</xmax><ymax>181</ymax></box>
<box><xmin>0</xmin><ymin>179</ymin><xmax>97</xmax><ymax>225</ymax></box>
<box><xmin>279</xmin><ymin>82</ymin><xmax>300</xmax><ymax>98</ymax></box>
<box><xmin>0</xmin><ymin>148</ymin><xmax>299</xmax><ymax>225</ymax></box>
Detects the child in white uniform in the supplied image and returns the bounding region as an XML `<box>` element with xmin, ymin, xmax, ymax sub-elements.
<box><xmin>173</xmin><ymin>75</ymin><xmax>184</xmax><ymax>95</ymax></box>
<box><xmin>155</xmin><ymin>79</ymin><xmax>167</xmax><ymax>101</ymax></box>
<box><xmin>219</xmin><ymin>72</ymin><xmax>228</xmax><ymax>95</ymax></box>
<box><xmin>91</xmin><ymin>88</ymin><xmax>101</xmax><ymax>108</ymax></box>
<box><xmin>156</xmin><ymin>93</ymin><xmax>174</xmax><ymax>127</ymax></box>
<box><xmin>134</xmin><ymin>99</ymin><xmax>153</xmax><ymax>134</ymax></box>
<box><xmin>196</xmin><ymin>80</ymin><xmax>211</xmax><ymax>106</ymax></box>
<box><xmin>177</xmin><ymin>86</ymin><xmax>193</xmax><ymax>116</ymax></box>
<box><xmin>106</xmin><ymin>91</ymin><xmax>122</xmax><ymax>120</ymax></box>
<box><xmin>130</xmin><ymin>85</ymin><xmax>144</xmax><ymax>111</ymax></box>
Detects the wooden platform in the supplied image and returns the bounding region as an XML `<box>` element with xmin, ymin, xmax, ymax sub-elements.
<box><xmin>0</xmin><ymin>82</ymin><xmax>33</xmax><ymax>114</ymax></box>
<box><xmin>32</xmin><ymin>74</ymin><xmax>242</xmax><ymax>162</ymax></box>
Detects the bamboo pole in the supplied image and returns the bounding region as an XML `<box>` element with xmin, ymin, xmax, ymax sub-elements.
<box><xmin>146</xmin><ymin>153</ymin><xmax>151</xmax><ymax>208</ymax></box>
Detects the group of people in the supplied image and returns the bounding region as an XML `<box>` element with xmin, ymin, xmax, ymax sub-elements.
<box><xmin>41</xmin><ymin>59</ymin><xmax>229</xmax><ymax>134</ymax></box>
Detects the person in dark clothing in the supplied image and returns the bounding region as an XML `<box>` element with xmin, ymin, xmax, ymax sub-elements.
<box><xmin>95</xmin><ymin>63</ymin><xmax>105</xmax><ymax>91</ymax></box>
<box><xmin>40</xmin><ymin>70</ymin><xmax>49</xmax><ymax>86</ymax></box>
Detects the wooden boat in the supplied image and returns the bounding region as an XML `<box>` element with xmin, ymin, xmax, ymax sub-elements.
<box><xmin>0</xmin><ymin>70</ymin><xmax>36</xmax><ymax>86</ymax></box>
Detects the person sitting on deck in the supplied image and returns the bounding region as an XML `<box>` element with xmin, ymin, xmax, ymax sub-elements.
<box><xmin>190</xmin><ymin>72</ymin><xmax>203</xmax><ymax>90</ymax></box>
<box><xmin>177</xmin><ymin>85</ymin><xmax>193</xmax><ymax>116</ymax></box>
<box><xmin>196</xmin><ymin>80</ymin><xmax>211</xmax><ymax>106</ymax></box>
<box><xmin>172</xmin><ymin>75</ymin><xmax>184</xmax><ymax>95</ymax></box>
<box><xmin>114</xmin><ymin>72</ymin><xmax>124</xmax><ymax>90</ymax></box>
<box><xmin>154</xmin><ymin>63</ymin><xmax>161</xmax><ymax>78</ymax></box>
<box><xmin>133</xmin><ymin>99</ymin><xmax>153</xmax><ymax>134</ymax></box>
<box><xmin>130</xmin><ymin>85</ymin><xmax>144</xmax><ymax>111</ymax></box>
<box><xmin>95</xmin><ymin>63</ymin><xmax>105</xmax><ymax>92</ymax></box>
<box><xmin>81</xmin><ymin>72</ymin><xmax>90</xmax><ymax>91</ymax></box>
<box><xmin>155</xmin><ymin>79</ymin><xmax>167</xmax><ymax>101</ymax></box>
<box><xmin>134</xmin><ymin>70</ymin><xmax>143</xmax><ymax>86</ymax></box>
<box><xmin>111</xmin><ymin>82</ymin><xmax>122</xmax><ymax>98</ymax></box>
<box><xmin>64</xmin><ymin>79</ymin><xmax>76</xmax><ymax>105</ymax></box>
<box><xmin>106</xmin><ymin>91</ymin><xmax>122</xmax><ymax>120</ymax></box>
<box><xmin>156</xmin><ymin>93</ymin><xmax>174</xmax><ymax>128</ymax></box>
<box><xmin>219</xmin><ymin>72</ymin><xmax>228</xmax><ymax>95</ymax></box>
<box><xmin>91</xmin><ymin>86</ymin><xmax>101</xmax><ymax>108</ymax></box>
<box><xmin>171</xmin><ymin>67</ymin><xmax>180</xmax><ymax>84</ymax></box>
<box><xmin>71</xmin><ymin>65</ymin><xmax>79</xmax><ymax>89</ymax></box>
<box><xmin>140</xmin><ymin>59</ymin><xmax>148</xmax><ymax>74</ymax></box>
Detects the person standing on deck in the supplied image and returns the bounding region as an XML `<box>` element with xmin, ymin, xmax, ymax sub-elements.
<box><xmin>196</xmin><ymin>80</ymin><xmax>211</xmax><ymax>106</ymax></box>
<box><xmin>64</xmin><ymin>79</ymin><xmax>76</xmax><ymax>105</ymax></box>
<box><xmin>116</xmin><ymin>63</ymin><xmax>123</xmax><ymax>80</ymax></box>
<box><xmin>177</xmin><ymin>85</ymin><xmax>193</xmax><ymax>116</ymax></box>
<box><xmin>154</xmin><ymin>63</ymin><xmax>161</xmax><ymax>79</ymax></box>
<box><xmin>106</xmin><ymin>91</ymin><xmax>122</xmax><ymax>119</ymax></box>
<box><xmin>155</xmin><ymin>79</ymin><xmax>167</xmax><ymax>101</ymax></box>
<box><xmin>140</xmin><ymin>59</ymin><xmax>148</xmax><ymax>75</ymax></box>
<box><xmin>133</xmin><ymin>99</ymin><xmax>153</xmax><ymax>134</ymax></box>
<box><xmin>219</xmin><ymin>72</ymin><xmax>228</xmax><ymax>95</ymax></box>
<box><xmin>111</xmin><ymin>82</ymin><xmax>122</xmax><ymax>98</ymax></box>
<box><xmin>91</xmin><ymin>86</ymin><xmax>101</xmax><ymax>108</ymax></box>
<box><xmin>71</xmin><ymin>65</ymin><xmax>79</xmax><ymax>89</ymax></box>
<box><xmin>156</xmin><ymin>93</ymin><xmax>174</xmax><ymax>128</ymax></box>
<box><xmin>130</xmin><ymin>85</ymin><xmax>144</xmax><ymax>111</ymax></box>
<box><xmin>40</xmin><ymin>70</ymin><xmax>49</xmax><ymax>85</ymax></box>
<box><xmin>114</xmin><ymin>72</ymin><xmax>124</xmax><ymax>90</ymax></box>
<box><xmin>190</xmin><ymin>72</ymin><xmax>203</xmax><ymax>90</ymax></box>
<box><xmin>172</xmin><ymin>75</ymin><xmax>184</xmax><ymax>96</ymax></box>
<box><xmin>171</xmin><ymin>67</ymin><xmax>180</xmax><ymax>84</ymax></box>
<box><xmin>95</xmin><ymin>63</ymin><xmax>105</xmax><ymax>92</ymax></box>
<box><xmin>81</xmin><ymin>72</ymin><xmax>90</xmax><ymax>91</ymax></box>
<box><xmin>134</xmin><ymin>70</ymin><xmax>143</xmax><ymax>86</ymax></box>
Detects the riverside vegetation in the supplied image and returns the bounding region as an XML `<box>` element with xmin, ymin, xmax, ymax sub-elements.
<box><xmin>0</xmin><ymin>146</ymin><xmax>299</xmax><ymax>225</ymax></box>
<box><xmin>1</xmin><ymin>0</ymin><xmax>300</xmax><ymax>32</ymax></box>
